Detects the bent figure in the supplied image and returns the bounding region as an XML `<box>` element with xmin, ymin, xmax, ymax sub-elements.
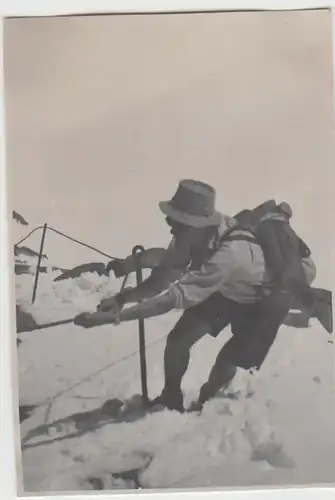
<box><xmin>74</xmin><ymin>180</ymin><xmax>317</xmax><ymax>413</ymax></box>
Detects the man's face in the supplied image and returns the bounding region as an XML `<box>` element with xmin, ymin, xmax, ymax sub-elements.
<box><xmin>165</xmin><ymin>217</ymin><xmax>189</xmax><ymax>238</ymax></box>
<box><xmin>165</xmin><ymin>217</ymin><xmax>212</xmax><ymax>249</ymax></box>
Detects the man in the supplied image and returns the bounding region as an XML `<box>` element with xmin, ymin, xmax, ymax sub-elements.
<box><xmin>74</xmin><ymin>180</ymin><xmax>315</xmax><ymax>412</ymax></box>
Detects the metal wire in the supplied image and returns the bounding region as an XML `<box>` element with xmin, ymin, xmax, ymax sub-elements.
<box><xmin>15</xmin><ymin>224</ymin><xmax>122</xmax><ymax>261</ymax></box>
<box><xmin>15</xmin><ymin>226</ymin><xmax>45</xmax><ymax>246</ymax></box>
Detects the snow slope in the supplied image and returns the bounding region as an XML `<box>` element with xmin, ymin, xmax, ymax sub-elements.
<box><xmin>16</xmin><ymin>269</ymin><xmax>335</xmax><ymax>493</ymax></box>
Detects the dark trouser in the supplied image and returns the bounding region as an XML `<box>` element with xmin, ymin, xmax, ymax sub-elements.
<box><xmin>161</xmin><ymin>290</ymin><xmax>291</xmax><ymax>409</ymax></box>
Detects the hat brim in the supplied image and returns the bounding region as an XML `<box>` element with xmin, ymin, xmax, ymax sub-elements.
<box><xmin>159</xmin><ymin>201</ymin><xmax>222</xmax><ymax>228</ymax></box>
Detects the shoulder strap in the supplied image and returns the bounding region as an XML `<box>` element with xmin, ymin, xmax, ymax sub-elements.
<box><xmin>223</xmin><ymin>233</ymin><xmax>259</xmax><ymax>245</ymax></box>
<box><xmin>190</xmin><ymin>224</ymin><xmax>260</xmax><ymax>271</ymax></box>
<box><xmin>214</xmin><ymin>224</ymin><xmax>260</xmax><ymax>251</ymax></box>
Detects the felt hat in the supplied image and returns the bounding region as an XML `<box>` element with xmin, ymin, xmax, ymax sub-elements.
<box><xmin>159</xmin><ymin>179</ymin><xmax>222</xmax><ymax>228</ymax></box>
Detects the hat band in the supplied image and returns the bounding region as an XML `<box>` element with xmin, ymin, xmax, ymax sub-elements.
<box><xmin>169</xmin><ymin>198</ymin><xmax>215</xmax><ymax>217</ymax></box>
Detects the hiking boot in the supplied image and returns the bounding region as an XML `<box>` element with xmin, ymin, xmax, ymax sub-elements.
<box><xmin>149</xmin><ymin>388</ymin><xmax>184</xmax><ymax>413</ymax></box>
<box><xmin>186</xmin><ymin>400</ymin><xmax>203</xmax><ymax>414</ymax></box>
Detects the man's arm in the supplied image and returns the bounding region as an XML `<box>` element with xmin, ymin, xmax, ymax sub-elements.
<box><xmin>97</xmin><ymin>265</ymin><xmax>180</xmax><ymax>312</ymax></box>
<box><xmin>118</xmin><ymin>247</ymin><xmax>234</xmax><ymax>319</ymax></box>
<box><xmin>119</xmin><ymin>242</ymin><xmax>236</xmax><ymax>319</ymax></box>
<box><xmin>100</xmin><ymin>237</ymin><xmax>191</xmax><ymax>311</ymax></box>
<box><xmin>119</xmin><ymin>291</ymin><xmax>175</xmax><ymax>321</ymax></box>
<box><xmin>168</xmin><ymin>243</ymin><xmax>236</xmax><ymax>310</ymax></box>
<box><xmin>117</xmin><ymin>266</ymin><xmax>184</xmax><ymax>305</ymax></box>
<box><xmin>124</xmin><ymin>237</ymin><xmax>192</xmax><ymax>302</ymax></box>
<box><xmin>75</xmin><ymin>291</ymin><xmax>175</xmax><ymax>328</ymax></box>
<box><xmin>76</xmin><ymin>243</ymin><xmax>237</xmax><ymax>328</ymax></box>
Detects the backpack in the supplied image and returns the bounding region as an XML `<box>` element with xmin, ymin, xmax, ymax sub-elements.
<box><xmin>228</xmin><ymin>200</ymin><xmax>312</xmax><ymax>293</ymax></box>
<box><xmin>218</xmin><ymin>201</ymin><xmax>332</xmax><ymax>334</ymax></box>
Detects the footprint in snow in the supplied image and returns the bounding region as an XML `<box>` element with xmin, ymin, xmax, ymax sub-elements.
<box><xmin>251</xmin><ymin>440</ymin><xmax>295</xmax><ymax>469</ymax></box>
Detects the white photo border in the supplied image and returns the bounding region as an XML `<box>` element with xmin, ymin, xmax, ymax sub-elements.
<box><xmin>1</xmin><ymin>1</ymin><xmax>334</xmax><ymax>500</ymax></box>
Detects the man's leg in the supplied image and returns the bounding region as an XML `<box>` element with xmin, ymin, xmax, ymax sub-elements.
<box><xmin>196</xmin><ymin>351</ymin><xmax>237</xmax><ymax>408</ymax></box>
<box><xmin>154</xmin><ymin>293</ymin><xmax>232</xmax><ymax>412</ymax></box>
<box><xmin>195</xmin><ymin>291</ymin><xmax>292</xmax><ymax>410</ymax></box>
<box><xmin>156</xmin><ymin>309</ymin><xmax>211</xmax><ymax>411</ymax></box>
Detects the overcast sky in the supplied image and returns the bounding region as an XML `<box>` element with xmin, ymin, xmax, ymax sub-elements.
<box><xmin>3</xmin><ymin>10</ymin><xmax>334</xmax><ymax>285</ymax></box>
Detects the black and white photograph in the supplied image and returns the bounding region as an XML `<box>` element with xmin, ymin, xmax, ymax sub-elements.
<box><xmin>3</xmin><ymin>8</ymin><xmax>335</xmax><ymax>494</ymax></box>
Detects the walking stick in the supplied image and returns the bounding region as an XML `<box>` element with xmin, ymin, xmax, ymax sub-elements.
<box><xmin>132</xmin><ymin>245</ymin><xmax>149</xmax><ymax>405</ymax></box>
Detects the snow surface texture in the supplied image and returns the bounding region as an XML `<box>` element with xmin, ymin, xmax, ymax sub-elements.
<box><xmin>17</xmin><ymin>267</ymin><xmax>335</xmax><ymax>493</ymax></box>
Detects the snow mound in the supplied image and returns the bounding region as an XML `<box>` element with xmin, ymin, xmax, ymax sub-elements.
<box><xmin>16</xmin><ymin>271</ymin><xmax>335</xmax><ymax>492</ymax></box>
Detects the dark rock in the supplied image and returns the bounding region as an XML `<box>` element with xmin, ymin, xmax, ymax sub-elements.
<box><xmin>16</xmin><ymin>305</ymin><xmax>38</xmax><ymax>333</ymax></box>
<box><xmin>14</xmin><ymin>245</ymin><xmax>47</xmax><ymax>259</ymax></box>
<box><xmin>13</xmin><ymin>211</ymin><xmax>28</xmax><ymax>226</ymax></box>
<box><xmin>19</xmin><ymin>404</ymin><xmax>36</xmax><ymax>423</ymax></box>
<box><xmin>54</xmin><ymin>262</ymin><xmax>107</xmax><ymax>282</ymax></box>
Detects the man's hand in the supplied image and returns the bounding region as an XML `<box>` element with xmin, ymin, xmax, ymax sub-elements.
<box><xmin>74</xmin><ymin>311</ymin><xmax>119</xmax><ymax>328</ymax></box>
<box><xmin>97</xmin><ymin>287</ymin><xmax>133</xmax><ymax>313</ymax></box>
<box><xmin>97</xmin><ymin>296</ymin><xmax>120</xmax><ymax>313</ymax></box>
<box><xmin>106</xmin><ymin>259</ymin><xmax>127</xmax><ymax>278</ymax></box>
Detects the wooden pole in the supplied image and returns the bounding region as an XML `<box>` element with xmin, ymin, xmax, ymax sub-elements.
<box><xmin>31</xmin><ymin>223</ymin><xmax>48</xmax><ymax>304</ymax></box>
<box><xmin>132</xmin><ymin>245</ymin><xmax>149</xmax><ymax>405</ymax></box>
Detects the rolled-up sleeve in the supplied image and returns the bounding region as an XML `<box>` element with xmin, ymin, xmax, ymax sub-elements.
<box><xmin>168</xmin><ymin>243</ymin><xmax>235</xmax><ymax>309</ymax></box>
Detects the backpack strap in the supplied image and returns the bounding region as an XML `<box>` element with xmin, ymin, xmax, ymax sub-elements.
<box><xmin>223</xmin><ymin>234</ymin><xmax>259</xmax><ymax>245</ymax></box>
<box><xmin>212</xmin><ymin>224</ymin><xmax>260</xmax><ymax>253</ymax></box>
<box><xmin>189</xmin><ymin>224</ymin><xmax>260</xmax><ymax>271</ymax></box>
